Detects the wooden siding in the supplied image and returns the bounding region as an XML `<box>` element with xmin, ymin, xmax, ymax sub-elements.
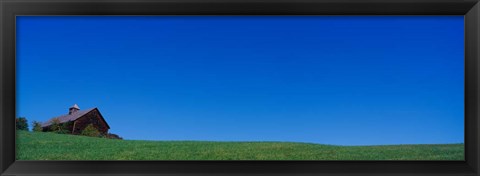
<box><xmin>72</xmin><ymin>109</ymin><xmax>109</xmax><ymax>135</ymax></box>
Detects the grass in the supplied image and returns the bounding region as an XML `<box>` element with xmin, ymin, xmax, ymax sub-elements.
<box><xmin>16</xmin><ymin>130</ymin><xmax>464</xmax><ymax>160</ymax></box>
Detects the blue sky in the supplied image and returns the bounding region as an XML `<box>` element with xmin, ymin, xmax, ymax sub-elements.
<box><xmin>16</xmin><ymin>16</ymin><xmax>464</xmax><ymax>146</ymax></box>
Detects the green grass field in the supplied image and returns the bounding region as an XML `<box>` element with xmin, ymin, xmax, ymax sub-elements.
<box><xmin>16</xmin><ymin>131</ymin><xmax>464</xmax><ymax>160</ymax></box>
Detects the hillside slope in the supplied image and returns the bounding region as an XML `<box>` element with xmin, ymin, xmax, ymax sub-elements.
<box><xmin>16</xmin><ymin>131</ymin><xmax>464</xmax><ymax>160</ymax></box>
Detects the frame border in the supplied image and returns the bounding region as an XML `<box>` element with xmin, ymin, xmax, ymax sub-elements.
<box><xmin>1</xmin><ymin>0</ymin><xmax>479</xmax><ymax>175</ymax></box>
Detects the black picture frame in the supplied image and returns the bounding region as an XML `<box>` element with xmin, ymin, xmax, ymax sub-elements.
<box><xmin>1</xmin><ymin>0</ymin><xmax>479</xmax><ymax>175</ymax></box>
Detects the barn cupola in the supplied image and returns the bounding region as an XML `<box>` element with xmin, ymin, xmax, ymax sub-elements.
<box><xmin>69</xmin><ymin>104</ymin><xmax>80</xmax><ymax>115</ymax></box>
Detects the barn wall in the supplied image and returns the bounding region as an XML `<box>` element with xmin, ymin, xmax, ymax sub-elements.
<box><xmin>42</xmin><ymin>121</ymin><xmax>74</xmax><ymax>133</ymax></box>
<box><xmin>72</xmin><ymin>109</ymin><xmax>109</xmax><ymax>135</ymax></box>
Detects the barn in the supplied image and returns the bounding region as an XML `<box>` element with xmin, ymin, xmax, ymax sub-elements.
<box><xmin>41</xmin><ymin>104</ymin><xmax>110</xmax><ymax>135</ymax></box>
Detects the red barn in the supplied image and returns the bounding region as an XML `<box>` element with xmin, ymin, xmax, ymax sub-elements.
<box><xmin>41</xmin><ymin>104</ymin><xmax>110</xmax><ymax>135</ymax></box>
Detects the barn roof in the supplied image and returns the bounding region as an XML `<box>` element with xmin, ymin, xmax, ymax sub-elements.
<box><xmin>41</xmin><ymin>108</ymin><xmax>96</xmax><ymax>127</ymax></box>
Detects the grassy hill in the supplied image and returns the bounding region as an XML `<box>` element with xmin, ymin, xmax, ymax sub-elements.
<box><xmin>16</xmin><ymin>131</ymin><xmax>464</xmax><ymax>160</ymax></box>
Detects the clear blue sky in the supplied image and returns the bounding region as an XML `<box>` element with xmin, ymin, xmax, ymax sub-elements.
<box><xmin>16</xmin><ymin>16</ymin><xmax>464</xmax><ymax>146</ymax></box>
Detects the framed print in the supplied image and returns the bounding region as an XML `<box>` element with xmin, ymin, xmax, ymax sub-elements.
<box><xmin>1</xmin><ymin>0</ymin><xmax>480</xmax><ymax>175</ymax></box>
